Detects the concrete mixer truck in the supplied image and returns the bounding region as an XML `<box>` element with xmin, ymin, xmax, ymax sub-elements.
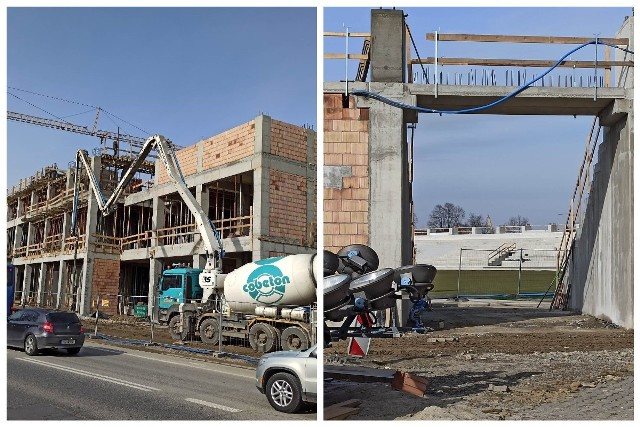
<box><xmin>70</xmin><ymin>134</ymin><xmax>318</xmax><ymax>353</ymax></box>
<box><xmin>157</xmin><ymin>253</ymin><xmax>319</xmax><ymax>353</ymax></box>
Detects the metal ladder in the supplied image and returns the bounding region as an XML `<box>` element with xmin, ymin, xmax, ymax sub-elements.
<box><xmin>550</xmin><ymin>117</ymin><xmax>602</xmax><ymax>310</ymax></box>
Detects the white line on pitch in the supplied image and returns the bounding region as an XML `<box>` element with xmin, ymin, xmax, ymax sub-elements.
<box><xmin>18</xmin><ymin>358</ymin><xmax>160</xmax><ymax>392</ymax></box>
<box><xmin>185</xmin><ymin>398</ymin><xmax>242</xmax><ymax>413</ymax></box>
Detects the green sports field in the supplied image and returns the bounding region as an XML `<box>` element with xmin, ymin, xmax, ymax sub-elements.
<box><xmin>430</xmin><ymin>269</ymin><xmax>557</xmax><ymax>297</ymax></box>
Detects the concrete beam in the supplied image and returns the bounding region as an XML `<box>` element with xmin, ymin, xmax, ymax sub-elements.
<box><xmin>599</xmin><ymin>99</ymin><xmax>631</xmax><ymax>127</ymax></box>
<box><xmin>324</xmin><ymin>81</ymin><xmax>627</xmax><ymax>116</ymax></box>
<box><xmin>124</xmin><ymin>157</ymin><xmax>255</xmax><ymax>206</ymax></box>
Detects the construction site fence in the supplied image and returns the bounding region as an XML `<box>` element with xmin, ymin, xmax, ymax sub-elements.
<box><xmin>430</xmin><ymin>248</ymin><xmax>565</xmax><ymax>299</ymax></box>
<box><xmin>86</xmin><ymin>293</ymin><xmax>317</xmax><ymax>356</ymax></box>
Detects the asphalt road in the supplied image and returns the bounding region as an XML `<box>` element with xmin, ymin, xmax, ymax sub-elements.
<box><xmin>7</xmin><ymin>341</ymin><xmax>316</xmax><ymax>420</ymax></box>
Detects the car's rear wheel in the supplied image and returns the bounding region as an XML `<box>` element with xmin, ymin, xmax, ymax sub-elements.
<box><xmin>265</xmin><ymin>372</ymin><xmax>303</xmax><ymax>413</ymax></box>
<box><xmin>24</xmin><ymin>335</ymin><xmax>39</xmax><ymax>356</ymax></box>
<box><xmin>66</xmin><ymin>347</ymin><xmax>81</xmax><ymax>355</ymax></box>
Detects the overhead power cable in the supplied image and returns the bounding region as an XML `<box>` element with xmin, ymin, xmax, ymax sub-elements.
<box><xmin>8</xmin><ymin>92</ymin><xmax>71</xmax><ymax>123</ymax></box>
<box><xmin>352</xmin><ymin>40</ymin><xmax>634</xmax><ymax>115</ymax></box>
<box><xmin>8</xmin><ymin>86</ymin><xmax>150</xmax><ymax>136</ymax></box>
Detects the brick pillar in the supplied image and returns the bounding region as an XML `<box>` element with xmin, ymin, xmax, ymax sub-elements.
<box><xmin>91</xmin><ymin>258</ymin><xmax>121</xmax><ymax>316</ymax></box>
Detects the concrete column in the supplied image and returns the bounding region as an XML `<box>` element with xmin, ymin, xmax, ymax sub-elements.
<box><xmin>61</xmin><ymin>212</ymin><xmax>71</xmax><ymax>250</ymax></box>
<box><xmin>25</xmin><ymin>190</ymin><xmax>37</xmax><ymax>250</ymax></box>
<box><xmin>357</xmin><ymin>83</ymin><xmax>416</xmax><ymax>328</ymax></box>
<box><xmin>22</xmin><ymin>264</ymin><xmax>33</xmax><ymax>305</ymax></box>
<box><xmin>16</xmin><ymin>196</ymin><xmax>24</xmax><ymax>218</ymax></box>
<box><xmin>149</xmin><ymin>259</ymin><xmax>163</xmax><ymax>320</ymax></box>
<box><xmin>13</xmin><ymin>224</ymin><xmax>24</xmax><ymax>252</ymax></box>
<box><xmin>370</xmin><ymin>9</ymin><xmax>406</xmax><ymax>83</ymax></box>
<box><xmin>36</xmin><ymin>262</ymin><xmax>47</xmax><ymax>304</ymax></box>
<box><xmin>252</xmin><ymin>115</ymin><xmax>272</xmax><ymax>260</ymax></box>
<box><xmin>306</xmin><ymin>129</ymin><xmax>317</xmax><ymax>247</ymax></box>
<box><xmin>194</xmin><ymin>183</ymin><xmax>210</xmax><ymax>256</ymax></box>
<box><xmin>78</xmin><ymin>155</ymin><xmax>101</xmax><ymax>315</ymax></box>
<box><xmin>148</xmin><ymin>195</ymin><xmax>165</xmax><ymax>317</ymax></box>
<box><xmin>193</xmin><ymin>183</ymin><xmax>209</xmax><ymax>268</ymax></box>
<box><xmin>55</xmin><ymin>259</ymin><xmax>67</xmax><ymax>309</ymax></box>
<box><xmin>364</xmin><ymin>85</ymin><xmax>415</xmax><ymax>270</ymax></box>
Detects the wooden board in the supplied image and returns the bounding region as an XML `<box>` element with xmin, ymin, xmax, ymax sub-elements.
<box><xmin>324</xmin><ymin>399</ymin><xmax>363</xmax><ymax>420</ymax></box>
<box><xmin>426</xmin><ymin>33</ymin><xmax>629</xmax><ymax>45</ymax></box>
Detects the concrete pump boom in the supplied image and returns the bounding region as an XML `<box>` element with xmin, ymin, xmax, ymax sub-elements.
<box><xmin>71</xmin><ymin>134</ymin><xmax>224</xmax><ymax>272</ymax></box>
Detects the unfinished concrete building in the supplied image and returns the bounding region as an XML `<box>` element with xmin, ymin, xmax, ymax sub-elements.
<box><xmin>7</xmin><ymin>114</ymin><xmax>317</xmax><ymax>317</ymax></box>
<box><xmin>324</xmin><ymin>10</ymin><xmax>633</xmax><ymax>326</ymax></box>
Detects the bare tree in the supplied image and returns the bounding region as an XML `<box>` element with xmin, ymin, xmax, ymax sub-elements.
<box><xmin>466</xmin><ymin>212</ymin><xmax>494</xmax><ymax>234</ymax></box>
<box><xmin>467</xmin><ymin>213</ymin><xmax>484</xmax><ymax>227</ymax></box>
<box><xmin>507</xmin><ymin>215</ymin><xmax>530</xmax><ymax>226</ymax></box>
<box><xmin>427</xmin><ymin>202</ymin><xmax>465</xmax><ymax>228</ymax></box>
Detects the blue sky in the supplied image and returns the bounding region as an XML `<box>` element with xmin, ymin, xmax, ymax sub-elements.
<box><xmin>324</xmin><ymin>7</ymin><xmax>632</xmax><ymax>227</ymax></box>
<box><xmin>6</xmin><ymin>7</ymin><xmax>317</xmax><ymax>188</ymax></box>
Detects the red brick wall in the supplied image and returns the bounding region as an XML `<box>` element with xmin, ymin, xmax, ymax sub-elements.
<box><xmin>270</xmin><ymin>120</ymin><xmax>308</xmax><ymax>163</ymax></box>
<box><xmin>269</xmin><ymin>170</ymin><xmax>308</xmax><ymax>243</ymax></box>
<box><xmin>91</xmin><ymin>258</ymin><xmax>120</xmax><ymax>315</ymax></box>
<box><xmin>202</xmin><ymin>121</ymin><xmax>256</xmax><ymax>170</ymax></box>
<box><xmin>324</xmin><ymin>94</ymin><xmax>370</xmax><ymax>254</ymax></box>
<box><xmin>157</xmin><ymin>121</ymin><xmax>256</xmax><ymax>185</ymax></box>
<box><xmin>156</xmin><ymin>145</ymin><xmax>198</xmax><ymax>185</ymax></box>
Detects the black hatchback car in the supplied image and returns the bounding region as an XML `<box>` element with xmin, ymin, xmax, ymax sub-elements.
<box><xmin>7</xmin><ymin>308</ymin><xmax>85</xmax><ymax>356</ymax></box>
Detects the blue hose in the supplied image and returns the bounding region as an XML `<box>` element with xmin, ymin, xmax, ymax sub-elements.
<box><xmin>353</xmin><ymin>40</ymin><xmax>634</xmax><ymax>114</ymax></box>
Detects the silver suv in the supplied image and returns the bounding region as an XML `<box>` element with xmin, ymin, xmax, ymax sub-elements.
<box><xmin>255</xmin><ymin>344</ymin><xmax>317</xmax><ymax>413</ymax></box>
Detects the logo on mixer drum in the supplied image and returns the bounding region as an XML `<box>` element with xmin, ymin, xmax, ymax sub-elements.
<box><xmin>242</xmin><ymin>257</ymin><xmax>291</xmax><ymax>304</ymax></box>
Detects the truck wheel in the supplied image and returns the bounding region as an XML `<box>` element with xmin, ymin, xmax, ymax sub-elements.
<box><xmin>249</xmin><ymin>323</ymin><xmax>278</xmax><ymax>353</ymax></box>
<box><xmin>280</xmin><ymin>326</ymin><xmax>310</xmax><ymax>351</ymax></box>
<box><xmin>266</xmin><ymin>372</ymin><xmax>304</xmax><ymax>413</ymax></box>
<box><xmin>199</xmin><ymin>318</ymin><xmax>220</xmax><ymax>345</ymax></box>
<box><xmin>168</xmin><ymin>315</ymin><xmax>192</xmax><ymax>341</ymax></box>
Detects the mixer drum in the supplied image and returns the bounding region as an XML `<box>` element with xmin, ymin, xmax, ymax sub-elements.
<box><xmin>324</xmin><ymin>274</ymin><xmax>352</xmax><ymax>310</ymax></box>
<box><xmin>348</xmin><ymin>268</ymin><xmax>394</xmax><ymax>300</ymax></box>
<box><xmin>323</xmin><ymin>250</ymin><xmax>340</xmax><ymax>277</ymax></box>
<box><xmin>223</xmin><ymin>253</ymin><xmax>317</xmax><ymax>312</ymax></box>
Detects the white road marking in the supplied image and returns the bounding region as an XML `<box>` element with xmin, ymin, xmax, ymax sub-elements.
<box><xmin>18</xmin><ymin>358</ymin><xmax>160</xmax><ymax>392</ymax></box>
<box><xmin>185</xmin><ymin>398</ymin><xmax>242</xmax><ymax>413</ymax></box>
<box><xmin>119</xmin><ymin>351</ymin><xmax>253</xmax><ymax>379</ymax></box>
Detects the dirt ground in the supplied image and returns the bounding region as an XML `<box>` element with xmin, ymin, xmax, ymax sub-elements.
<box><xmin>81</xmin><ymin>315</ymin><xmax>261</xmax><ymax>367</ymax></box>
<box><xmin>324</xmin><ymin>300</ymin><xmax>634</xmax><ymax>420</ymax></box>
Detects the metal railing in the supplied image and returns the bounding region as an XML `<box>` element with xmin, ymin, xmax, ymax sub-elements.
<box><xmin>325</xmin><ymin>28</ymin><xmax>632</xmax><ymax>89</ymax></box>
